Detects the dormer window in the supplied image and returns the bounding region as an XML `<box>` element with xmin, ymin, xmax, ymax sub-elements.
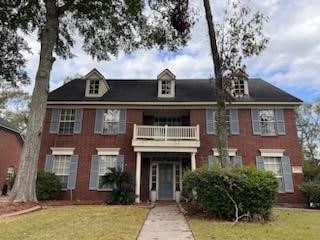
<box><xmin>84</xmin><ymin>69</ymin><xmax>110</xmax><ymax>97</ymax></box>
<box><xmin>232</xmin><ymin>78</ymin><xmax>249</xmax><ymax>98</ymax></box>
<box><xmin>89</xmin><ymin>80</ymin><xmax>100</xmax><ymax>95</ymax></box>
<box><xmin>161</xmin><ymin>80</ymin><xmax>172</xmax><ymax>95</ymax></box>
<box><xmin>157</xmin><ymin>69</ymin><xmax>176</xmax><ymax>98</ymax></box>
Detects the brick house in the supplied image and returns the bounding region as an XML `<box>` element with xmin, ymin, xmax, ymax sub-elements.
<box><xmin>38</xmin><ymin>69</ymin><xmax>304</xmax><ymax>204</ymax></box>
<box><xmin>0</xmin><ymin>118</ymin><xmax>23</xmax><ymax>194</ymax></box>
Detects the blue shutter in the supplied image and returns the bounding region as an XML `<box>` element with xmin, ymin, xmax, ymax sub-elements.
<box><xmin>94</xmin><ymin>109</ymin><xmax>104</xmax><ymax>134</ymax></box>
<box><xmin>256</xmin><ymin>156</ymin><xmax>265</xmax><ymax>169</ymax></box>
<box><xmin>230</xmin><ymin>109</ymin><xmax>239</xmax><ymax>135</ymax></box>
<box><xmin>232</xmin><ymin>156</ymin><xmax>242</xmax><ymax>166</ymax></box>
<box><xmin>251</xmin><ymin>109</ymin><xmax>261</xmax><ymax>135</ymax></box>
<box><xmin>74</xmin><ymin>109</ymin><xmax>83</xmax><ymax>134</ymax></box>
<box><xmin>116</xmin><ymin>155</ymin><xmax>124</xmax><ymax>171</ymax></box>
<box><xmin>89</xmin><ymin>155</ymin><xmax>100</xmax><ymax>190</ymax></box>
<box><xmin>281</xmin><ymin>156</ymin><xmax>294</xmax><ymax>193</ymax></box>
<box><xmin>118</xmin><ymin>109</ymin><xmax>127</xmax><ymax>134</ymax></box>
<box><xmin>275</xmin><ymin>109</ymin><xmax>286</xmax><ymax>135</ymax></box>
<box><xmin>206</xmin><ymin>109</ymin><xmax>216</xmax><ymax>134</ymax></box>
<box><xmin>67</xmin><ymin>155</ymin><xmax>79</xmax><ymax>190</ymax></box>
<box><xmin>49</xmin><ymin>109</ymin><xmax>61</xmax><ymax>134</ymax></box>
<box><xmin>44</xmin><ymin>155</ymin><xmax>54</xmax><ymax>172</ymax></box>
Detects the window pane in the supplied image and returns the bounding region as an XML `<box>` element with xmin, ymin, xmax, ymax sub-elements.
<box><xmin>264</xmin><ymin>157</ymin><xmax>284</xmax><ymax>192</ymax></box>
<box><xmin>259</xmin><ymin>110</ymin><xmax>276</xmax><ymax>135</ymax></box>
<box><xmin>98</xmin><ymin>156</ymin><xmax>117</xmax><ymax>189</ymax></box>
<box><xmin>53</xmin><ymin>155</ymin><xmax>70</xmax><ymax>189</ymax></box>
<box><xmin>89</xmin><ymin>80</ymin><xmax>99</xmax><ymax>94</ymax></box>
<box><xmin>161</xmin><ymin>80</ymin><xmax>171</xmax><ymax>95</ymax></box>
<box><xmin>59</xmin><ymin>109</ymin><xmax>75</xmax><ymax>134</ymax></box>
<box><xmin>103</xmin><ymin>110</ymin><xmax>120</xmax><ymax>134</ymax></box>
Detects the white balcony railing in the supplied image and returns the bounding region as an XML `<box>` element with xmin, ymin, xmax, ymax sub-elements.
<box><xmin>133</xmin><ymin>124</ymin><xmax>200</xmax><ymax>141</ymax></box>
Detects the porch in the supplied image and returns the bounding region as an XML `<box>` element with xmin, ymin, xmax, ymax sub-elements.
<box><xmin>137</xmin><ymin>153</ymin><xmax>193</xmax><ymax>202</ymax></box>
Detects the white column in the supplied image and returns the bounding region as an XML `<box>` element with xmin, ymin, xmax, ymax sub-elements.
<box><xmin>135</xmin><ymin>152</ymin><xmax>141</xmax><ymax>203</ymax></box>
<box><xmin>191</xmin><ymin>152</ymin><xmax>196</xmax><ymax>171</ymax></box>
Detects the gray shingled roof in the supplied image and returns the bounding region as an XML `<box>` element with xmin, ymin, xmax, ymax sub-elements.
<box><xmin>48</xmin><ymin>78</ymin><xmax>302</xmax><ymax>103</ymax></box>
<box><xmin>0</xmin><ymin>118</ymin><xmax>24</xmax><ymax>141</ymax></box>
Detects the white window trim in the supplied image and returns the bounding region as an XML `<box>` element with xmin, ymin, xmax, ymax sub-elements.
<box><xmin>231</xmin><ymin>79</ymin><xmax>249</xmax><ymax>97</ymax></box>
<box><xmin>158</xmin><ymin>79</ymin><xmax>175</xmax><ymax>98</ymax></box>
<box><xmin>259</xmin><ymin>149</ymin><xmax>285</xmax><ymax>157</ymax></box>
<box><xmin>212</xmin><ymin>148</ymin><xmax>237</xmax><ymax>157</ymax></box>
<box><xmin>51</xmin><ymin>147</ymin><xmax>75</xmax><ymax>155</ymax></box>
<box><xmin>96</xmin><ymin>148</ymin><xmax>120</xmax><ymax>156</ymax></box>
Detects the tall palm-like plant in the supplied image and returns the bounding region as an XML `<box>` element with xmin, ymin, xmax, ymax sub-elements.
<box><xmin>102</xmin><ymin>168</ymin><xmax>135</xmax><ymax>205</ymax></box>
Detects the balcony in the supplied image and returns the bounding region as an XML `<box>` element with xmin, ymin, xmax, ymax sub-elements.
<box><xmin>132</xmin><ymin>124</ymin><xmax>200</xmax><ymax>152</ymax></box>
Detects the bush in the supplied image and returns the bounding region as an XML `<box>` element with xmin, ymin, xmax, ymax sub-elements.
<box><xmin>183</xmin><ymin>166</ymin><xmax>278</xmax><ymax>220</ymax></box>
<box><xmin>102</xmin><ymin>168</ymin><xmax>136</xmax><ymax>205</ymax></box>
<box><xmin>300</xmin><ymin>181</ymin><xmax>320</xmax><ymax>208</ymax></box>
<box><xmin>303</xmin><ymin>160</ymin><xmax>320</xmax><ymax>182</ymax></box>
<box><xmin>36</xmin><ymin>172</ymin><xmax>61</xmax><ymax>200</ymax></box>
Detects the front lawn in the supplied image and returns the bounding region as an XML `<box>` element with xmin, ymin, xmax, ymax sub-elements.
<box><xmin>188</xmin><ymin>209</ymin><xmax>320</xmax><ymax>240</ymax></box>
<box><xmin>0</xmin><ymin>206</ymin><xmax>148</xmax><ymax>240</ymax></box>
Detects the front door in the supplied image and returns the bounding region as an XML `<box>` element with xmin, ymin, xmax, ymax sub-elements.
<box><xmin>158</xmin><ymin>163</ymin><xmax>173</xmax><ymax>199</ymax></box>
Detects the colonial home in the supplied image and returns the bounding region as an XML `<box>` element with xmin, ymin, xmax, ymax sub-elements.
<box><xmin>0</xmin><ymin>118</ymin><xmax>23</xmax><ymax>194</ymax></box>
<box><xmin>38</xmin><ymin>69</ymin><xmax>304</xmax><ymax>204</ymax></box>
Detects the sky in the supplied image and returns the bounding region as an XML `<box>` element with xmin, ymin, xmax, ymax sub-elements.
<box><xmin>23</xmin><ymin>0</ymin><xmax>320</xmax><ymax>103</ymax></box>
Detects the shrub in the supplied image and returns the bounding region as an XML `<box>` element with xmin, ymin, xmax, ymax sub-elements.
<box><xmin>102</xmin><ymin>168</ymin><xmax>136</xmax><ymax>205</ymax></box>
<box><xmin>300</xmin><ymin>181</ymin><xmax>320</xmax><ymax>208</ymax></box>
<box><xmin>36</xmin><ymin>172</ymin><xmax>61</xmax><ymax>200</ymax></box>
<box><xmin>183</xmin><ymin>166</ymin><xmax>278</xmax><ymax>220</ymax></box>
<box><xmin>303</xmin><ymin>160</ymin><xmax>320</xmax><ymax>182</ymax></box>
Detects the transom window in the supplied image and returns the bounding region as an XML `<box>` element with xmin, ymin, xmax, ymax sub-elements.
<box><xmin>161</xmin><ymin>80</ymin><xmax>172</xmax><ymax>95</ymax></box>
<box><xmin>259</xmin><ymin>110</ymin><xmax>276</xmax><ymax>135</ymax></box>
<box><xmin>263</xmin><ymin>157</ymin><xmax>284</xmax><ymax>192</ymax></box>
<box><xmin>59</xmin><ymin>109</ymin><xmax>75</xmax><ymax>134</ymax></box>
<box><xmin>103</xmin><ymin>109</ymin><xmax>120</xmax><ymax>134</ymax></box>
<box><xmin>98</xmin><ymin>155</ymin><xmax>117</xmax><ymax>190</ymax></box>
<box><xmin>52</xmin><ymin>155</ymin><xmax>71</xmax><ymax>189</ymax></box>
<box><xmin>89</xmin><ymin>80</ymin><xmax>100</xmax><ymax>95</ymax></box>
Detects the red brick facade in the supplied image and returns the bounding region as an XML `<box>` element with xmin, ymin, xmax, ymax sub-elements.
<box><xmin>0</xmin><ymin>128</ymin><xmax>23</xmax><ymax>191</ymax></box>
<box><xmin>38</xmin><ymin>107</ymin><xmax>304</xmax><ymax>204</ymax></box>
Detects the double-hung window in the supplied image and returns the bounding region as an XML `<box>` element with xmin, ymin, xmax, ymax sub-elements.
<box><xmin>98</xmin><ymin>155</ymin><xmax>117</xmax><ymax>190</ymax></box>
<box><xmin>95</xmin><ymin>109</ymin><xmax>126</xmax><ymax>135</ymax></box>
<box><xmin>59</xmin><ymin>109</ymin><xmax>76</xmax><ymax>134</ymax></box>
<box><xmin>259</xmin><ymin>110</ymin><xmax>276</xmax><ymax>135</ymax></box>
<box><xmin>161</xmin><ymin>80</ymin><xmax>172</xmax><ymax>95</ymax></box>
<box><xmin>52</xmin><ymin>155</ymin><xmax>71</xmax><ymax>189</ymax></box>
<box><xmin>89</xmin><ymin>80</ymin><xmax>100</xmax><ymax>95</ymax></box>
<box><xmin>103</xmin><ymin>109</ymin><xmax>120</xmax><ymax>134</ymax></box>
<box><xmin>234</xmin><ymin>79</ymin><xmax>245</xmax><ymax>97</ymax></box>
<box><xmin>263</xmin><ymin>157</ymin><xmax>284</xmax><ymax>192</ymax></box>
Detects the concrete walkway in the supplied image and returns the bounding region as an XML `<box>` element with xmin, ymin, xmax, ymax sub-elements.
<box><xmin>137</xmin><ymin>204</ymin><xmax>194</xmax><ymax>240</ymax></box>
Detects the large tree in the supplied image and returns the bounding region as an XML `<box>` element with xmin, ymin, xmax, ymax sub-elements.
<box><xmin>3</xmin><ymin>0</ymin><xmax>194</xmax><ymax>202</ymax></box>
<box><xmin>296</xmin><ymin>101</ymin><xmax>320</xmax><ymax>162</ymax></box>
<box><xmin>203</xmin><ymin>0</ymin><xmax>268</xmax><ymax>166</ymax></box>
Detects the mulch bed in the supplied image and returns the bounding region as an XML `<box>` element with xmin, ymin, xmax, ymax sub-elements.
<box><xmin>0</xmin><ymin>202</ymin><xmax>39</xmax><ymax>216</ymax></box>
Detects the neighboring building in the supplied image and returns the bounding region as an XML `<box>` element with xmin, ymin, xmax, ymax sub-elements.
<box><xmin>38</xmin><ymin>69</ymin><xmax>304</xmax><ymax>204</ymax></box>
<box><xmin>0</xmin><ymin>118</ymin><xmax>23</xmax><ymax>194</ymax></box>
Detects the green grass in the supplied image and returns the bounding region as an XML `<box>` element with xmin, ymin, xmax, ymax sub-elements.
<box><xmin>0</xmin><ymin>206</ymin><xmax>148</xmax><ymax>240</ymax></box>
<box><xmin>188</xmin><ymin>209</ymin><xmax>320</xmax><ymax>240</ymax></box>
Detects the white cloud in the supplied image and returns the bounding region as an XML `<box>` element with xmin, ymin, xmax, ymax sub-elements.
<box><xmin>22</xmin><ymin>0</ymin><xmax>320</xmax><ymax>102</ymax></box>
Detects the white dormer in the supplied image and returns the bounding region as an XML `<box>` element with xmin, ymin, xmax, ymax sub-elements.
<box><xmin>228</xmin><ymin>69</ymin><xmax>250</xmax><ymax>98</ymax></box>
<box><xmin>83</xmin><ymin>69</ymin><xmax>110</xmax><ymax>97</ymax></box>
<box><xmin>157</xmin><ymin>69</ymin><xmax>176</xmax><ymax>98</ymax></box>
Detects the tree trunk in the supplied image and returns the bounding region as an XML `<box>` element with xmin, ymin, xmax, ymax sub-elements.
<box><xmin>9</xmin><ymin>1</ymin><xmax>59</xmax><ymax>202</ymax></box>
<box><xmin>203</xmin><ymin>0</ymin><xmax>230</xmax><ymax>167</ymax></box>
